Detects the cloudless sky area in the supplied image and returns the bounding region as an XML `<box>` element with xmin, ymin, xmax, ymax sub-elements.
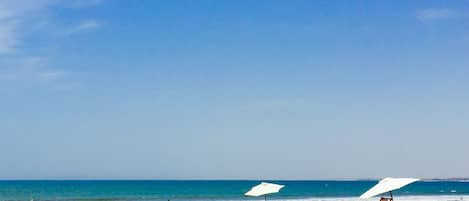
<box><xmin>1</xmin><ymin>0</ymin><xmax>469</xmax><ymax>180</ymax></box>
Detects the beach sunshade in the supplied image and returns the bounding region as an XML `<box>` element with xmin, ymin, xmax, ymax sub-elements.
<box><xmin>360</xmin><ymin>177</ymin><xmax>419</xmax><ymax>199</ymax></box>
<box><xmin>245</xmin><ymin>182</ymin><xmax>285</xmax><ymax>197</ymax></box>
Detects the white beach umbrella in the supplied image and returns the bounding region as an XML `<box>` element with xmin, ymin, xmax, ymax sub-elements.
<box><xmin>245</xmin><ymin>182</ymin><xmax>285</xmax><ymax>200</ymax></box>
<box><xmin>360</xmin><ymin>177</ymin><xmax>420</xmax><ymax>199</ymax></box>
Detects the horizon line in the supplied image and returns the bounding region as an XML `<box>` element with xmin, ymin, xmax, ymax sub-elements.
<box><xmin>0</xmin><ymin>177</ymin><xmax>467</xmax><ymax>181</ymax></box>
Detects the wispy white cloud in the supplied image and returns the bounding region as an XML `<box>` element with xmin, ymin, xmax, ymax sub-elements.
<box><xmin>63</xmin><ymin>0</ymin><xmax>103</xmax><ymax>8</ymax></box>
<box><xmin>0</xmin><ymin>56</ymin><xmax>67</xmax><ymax>82</ymax></box>
<box><xmin>0</xmin><ymin>0</ymin><xmax>52</xmax><ymax>53</ymax></box>
<box><xmin>0</xmin><ymin>0</ymin><xmax>58</xmax><ymax>19</ymax></box>
<box><xmin>0</xmin><ymin>20</ymin><xmax>17</xmax><ymax>53</ymax></box>
<box><xmin>66</xmin><ymin>19</ymin><xmax>101</xmax><ymax>35</ymax></box>
<box><xmin>0</xmin><ymin>0</ymin><xmax>103</xmax><ymax>53</ymax></box>
<box><xmin>38</xmin><ymin>70</ymin><xmax>67</xmax><ymax>81</ymax></box>
<box><xmin>416</xmin><ymin>8</ymin><xmax>467</xmax><ymax>22</ymax></box>
<box><xmin>0</xmin><ymin>0</ymin><xmax>102</xmax><ymax>86</ymax></box>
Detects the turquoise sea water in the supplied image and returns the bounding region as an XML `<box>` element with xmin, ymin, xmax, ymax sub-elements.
<box><xmin>0</xmin><ymin>180</ymin><xmax>468</xmax><ymax>201</ymax></box>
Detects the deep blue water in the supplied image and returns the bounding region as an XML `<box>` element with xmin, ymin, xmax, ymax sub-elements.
<box><xmin>0</xmin><ymin>180</ymin><xmax>468</xmax><ymax>201</ymax></box>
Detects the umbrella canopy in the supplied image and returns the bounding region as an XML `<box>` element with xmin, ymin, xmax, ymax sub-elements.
<box><xmin>360</xmin><ymin>177</ymin><xmax>420</xmax><ymax>199</ymax></box>
<box><xmin>245</xmin><ymin>182</ymin><xmax>285</xmax><ymax>197</ymax></box>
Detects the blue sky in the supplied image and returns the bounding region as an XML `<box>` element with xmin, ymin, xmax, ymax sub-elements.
<box><xmin>1</xmin><ymin>0</ymin><xmax>469</xmax><ymax>179</ymax></box>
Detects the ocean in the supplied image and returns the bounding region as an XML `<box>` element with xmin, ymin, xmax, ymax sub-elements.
<box><xmin>0</xmin><ymin>180</ymin><xmax>468</xmax><ymax>201</ymax></box>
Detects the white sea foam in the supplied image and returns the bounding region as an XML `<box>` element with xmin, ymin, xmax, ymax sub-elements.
<box><xmin>276</xmin><ymin>196</ymin><xmax>469</xmax><ymax>201</ymax></box>
<box><xmin>189</xmin><ymin>196</ymin><xmax>469</xmax><ymax>201</ymax></box>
